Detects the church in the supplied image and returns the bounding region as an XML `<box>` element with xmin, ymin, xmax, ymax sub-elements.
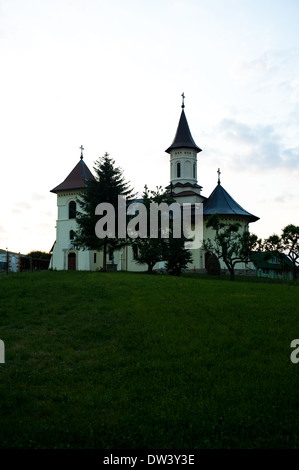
<box><xmin>49</xmin><ymin>96</ymin><xmax>259</xmax><ymax>273</ymax></box>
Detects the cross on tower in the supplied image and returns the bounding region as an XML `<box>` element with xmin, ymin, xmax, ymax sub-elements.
<box><xmin>217</xmin><ymin>168</ymin><xmax>221</xmax><ymax>184</ymax></box>
<box><xmin>79</xmin><ymin>145</ymin><xmax>84</xmax><ymax>159</ymax></box>
<box><xmin>181</xmin><ymin>92</ymin><xmax>185</xmax><ymax>108</ymax></box>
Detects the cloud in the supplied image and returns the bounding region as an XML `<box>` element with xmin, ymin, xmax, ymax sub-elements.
<box><xmin>233</xmin><ymin>48</ymin><xmax>299</xmax><ymax>81</ymax></box>
<box><xmin>217</xmin><ymin>118</ymin><xmax>299</xmax><ymax>170</ymax></box>
<box><xmin>231</xmin><ymin>49</ymin><xmax>299</xmax><ymax>115</ymax></box>
<box><xmin>30</xmin><ymin>193</ymin><xmax>47</xmax><ymax>201</ymax></box>
<box><xmin>273</xmin><ymin>191</ymin><xmax>298</xmax><ymax>205</ymax></box>
<box><xmin>11</xmin><ymin>201</ymin><xmax>32</xmax><ymax>214</ymax></box>
<box><xmin>14</xmin><ymin>202</ymin><xmax>32</xmax><ymax>210</ymax></box>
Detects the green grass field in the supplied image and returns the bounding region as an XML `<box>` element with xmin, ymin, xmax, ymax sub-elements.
<box><xmin>0</xmin><ymin>271</ymin><xmax>298</xmax><ymax>449</ymax></box>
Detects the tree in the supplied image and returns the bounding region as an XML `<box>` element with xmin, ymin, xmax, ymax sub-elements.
<box><xmin>264</xmin><ymin>224</ymin><xmax>299</xmax><ymax>280</ymax></box>
<box><xmin>203</xmin><ymin>214</ymin><xmax>258</xmax><ymax>281</ymax></box>
<box><xmin>73</xmin><ymin>153</ymin><xmax>135</xmax><ymax>271</ymax></box>
<box><xmin>131</xmin><ymin>186</ymin><xmax>192</xmax><ymax>274</ymax></box>
<box><xmin>281</xmin><ymin>225</ymin><xmax>299</xmax><ymax>280</ymax></box>
<box><xmin>130</xmin><ymin>186</ymin><xmax>169</xmax><ymax>273</ymax></box>
<box><xmin>164</xmin><ymin>235</ymin><xmax>192</xmax><ymax>276</ymax></box>
<box><xmin>27</xmin><ymin>251</ymin><xmax>51</xmax><ymax>260</ymax></box>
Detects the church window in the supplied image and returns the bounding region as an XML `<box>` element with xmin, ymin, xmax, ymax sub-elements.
<box><xmin>70</xmin><ymin>230</ymin><xmax>75</xmax><ymax>240</ymax></box>
<box><xmin>94</xmin><ymin>253</ymin><xmax>97</xmax><ymax>263</ymax></box>
<box><xmin>193</xmin><ymin>163</ymin><xmax>196</xmax><ymax>179</ymax></box>
<box><xmin>109</xmin><ymin>247</ymin><xmax>114</xmax><ymax>261</ymax></box>
<box><xmin>69</xmin><ymin>201</ymin><xmax>76</xmax><ymax>219</ymax></box>
<box><xmin>177</xmin><ymin>162</ymin><xmax>181</xmax><ymax>178</ymax></box>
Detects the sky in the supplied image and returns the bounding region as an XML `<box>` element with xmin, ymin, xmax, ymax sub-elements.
<box><xmin>1</xmin><ymin>0</ymin><xmax>299</xmax><ymax>254</ymax></box>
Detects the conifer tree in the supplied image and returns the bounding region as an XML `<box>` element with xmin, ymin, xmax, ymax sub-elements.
<box><xmin>73</xmin><ymin>153</ymin><xmax>135</xmax><ymax>271</ymax></box>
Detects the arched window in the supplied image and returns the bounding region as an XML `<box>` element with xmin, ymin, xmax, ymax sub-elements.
<box><xmin>177</xmin><ymin>162</ymin><xmax>181</xmax><ymax>178</ymax></box>
<box><xmin>193</xmin><ymin>163</ymin><xmax>196</xmax><ymax>179</ymax></box>
<box><xmin>69</xmin><ymin>201</ymin><xmax>76</xmax><ymax>219</ymax></box>
<box><xmin>70</xmin><ymin>230</ymin><xmax>75</xmax><ymax>241</ymax></box>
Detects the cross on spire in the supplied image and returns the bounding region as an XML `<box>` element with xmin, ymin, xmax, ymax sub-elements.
<box><xmin>79</xmin><ymin>145</ymin><xmax>84</xmax><ymax>160</ymax></box>
<box><xmin>217</xmin><ymin>168</ymin><xmax>221</xmax><ymax>185</ymax></box>
<box><xmin>181</xmin><ymin>92</ymin><xmax>185</xmax><ymax>108</ymax></box>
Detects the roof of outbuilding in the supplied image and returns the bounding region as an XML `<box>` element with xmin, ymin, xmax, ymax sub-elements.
<box><xmin>50</xmin><ymin>158</ymin><xmax>95</xmax><ymax>193</ymax></box>
<box><xmin>250</xmin><ymin>251</ymin><xmax>292</xmax><ymax>269</ymax></box>
<box><xmin>203</xmin><ymin>182</ymin><xmax>259</xmax><ymax>222</ymax></box>
<box><xmin>165</xmin><ymin>108</ymin><xmax>202</xmax><ymax>154</ymax></box>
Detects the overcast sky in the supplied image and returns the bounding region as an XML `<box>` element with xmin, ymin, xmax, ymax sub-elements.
<box><xmin>1</xmin><ymin>0</ymin><xmax>299</xmax><ymax>254</ymax></box>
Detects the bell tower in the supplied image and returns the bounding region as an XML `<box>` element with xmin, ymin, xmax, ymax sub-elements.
<box><xmin>49</xmin><ymin>146</ymin><xmax>97</xmax><ymax>270</ymax></box>
<box><xmin>165</xmin><ymin>94</ymin><xmax>203</xmax><ymax>203</ymax></box>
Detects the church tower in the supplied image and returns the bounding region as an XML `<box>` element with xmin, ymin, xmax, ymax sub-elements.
<box><xmin>49</xmin><ymin>146</ymin><xmax>101</xmax><ymax>271</ymax></box>
<box><xmin>165</xmin><ymin>94</ymin><xmax>204</xmax><ymax>205</ymax></box>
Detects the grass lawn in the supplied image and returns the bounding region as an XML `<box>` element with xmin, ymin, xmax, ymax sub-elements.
<box><xmin>0</xmin><ymin>271</ymin><xmax>298</xmax><ymax>449</ymax></box>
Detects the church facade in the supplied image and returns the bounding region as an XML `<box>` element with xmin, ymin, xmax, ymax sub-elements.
<box><xmin>49</xmin><ymin>99</ymin><xmax>259</xmax><ymax>273</ymax></box>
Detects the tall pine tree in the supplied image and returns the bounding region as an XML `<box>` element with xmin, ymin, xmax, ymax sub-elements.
<box><xmin>73</xmin><ymin>153</ymin><xmax>135</xmax><ymax>271</ymax></box>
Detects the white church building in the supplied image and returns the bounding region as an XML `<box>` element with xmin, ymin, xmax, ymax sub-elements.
<box><xmin>49</xmin><ymin>98</ymin><xmax>259</xmax><ymax>273</ymax></box>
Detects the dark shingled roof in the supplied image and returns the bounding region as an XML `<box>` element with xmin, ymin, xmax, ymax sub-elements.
<box><xmin>250</xmin><ymin>251</ymin><xmax>292</xmax><ymax>270</ymax></box>
<box><xmin>172</xmin><ymin>190</ymin><xmax>201</xmax><ymax>197</ymax></box>
<box><xmin>165</xmin><ymin>182</ymin><xmax>203</xmax><ymax>189</ymax></box>
<box><xmin>165</xmin><ymin>109</ymin><xmax>202</xmax><ymax>154</ymax></box>
<box><xmin>50</xmin><ymin>159</ymin><xmax>95</xmax><ymax>193</ymax></box>
<box><xmin>203</xmin><ymin>183</ymin><xmax>259</xmax><ymax>222</ymax></box>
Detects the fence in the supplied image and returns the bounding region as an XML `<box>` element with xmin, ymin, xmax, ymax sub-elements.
<box><xmin>0</xmin><ymin>251</ymin><xmax>50</xmax><ymax>274</ymax></box>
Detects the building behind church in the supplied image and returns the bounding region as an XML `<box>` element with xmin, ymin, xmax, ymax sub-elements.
<box><xmin>49</xmin><ymin>99</ymin><xmax>259</xmax><ymax>273</ymax></box>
